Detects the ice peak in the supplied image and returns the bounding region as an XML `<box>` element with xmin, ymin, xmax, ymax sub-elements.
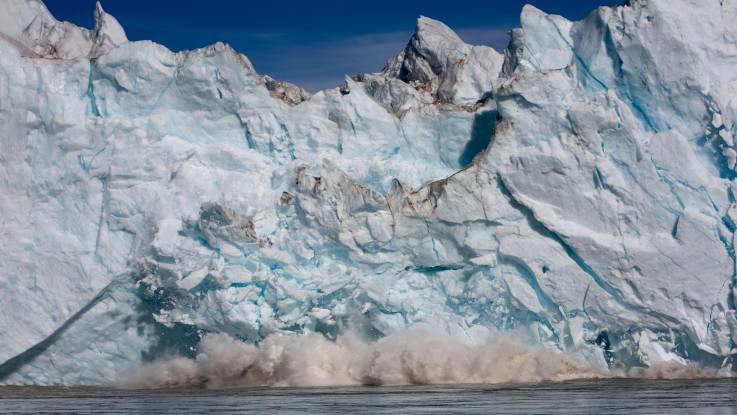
<box><xmin>91</xmin><ymin>1</ymin><xmax>127</xmax><ymax>57</ymax></box>
<box><xmin>93</xmin><ymin>2</ymin><xmax>126</xmax><ymax>42</ymax></box>
<box><xmin>410</xmin><ymin>16</ymin><xmax>468</xmax><ymax>70</ymax></box>
<box><xmin>521</xmin><ymin>4</ymin><xmax>545</xmax><ymax>17</ymax></box>
<box><xmin>0</xmin><ymin>0</ymin><xmax>52</xmax><ymax>39</ymax></box>
<box><xmin>414</xmin><ymin>16</ymin><xmax>465</xmax><ymax>50</ymax></box>
<box><xmin>377</xmin><ymin>15</ymin><xmax>502</xmax><ymax>105</ymax></box>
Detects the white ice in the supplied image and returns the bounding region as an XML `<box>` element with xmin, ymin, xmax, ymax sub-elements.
<box><xmin>0</xmin><ymin>0</ymin><xmax>736</xmax><ymax>385</ymax></box>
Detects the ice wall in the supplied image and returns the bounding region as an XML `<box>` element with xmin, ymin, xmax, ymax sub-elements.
<box><xmin>0</xmin><ymin>0</ymin><xmax>735</xmax><ymax>385</ymax></box>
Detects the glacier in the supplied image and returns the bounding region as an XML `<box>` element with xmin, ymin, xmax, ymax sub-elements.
<box><xmin>0</xmin><ymin>0</ymin><xmax>736</xmax><ymax>386</ymax></box>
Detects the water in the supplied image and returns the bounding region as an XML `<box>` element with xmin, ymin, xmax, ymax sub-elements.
<box><xmin>1</xmin><ymin>379</ymin><xmax>736</xmax><ymax>414</ymax></box>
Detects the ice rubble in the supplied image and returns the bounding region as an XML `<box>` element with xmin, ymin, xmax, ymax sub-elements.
<box><xmin>0</xmin><ymin>0</ymin><xmax>736</xmax><ymax>385</ymax></box>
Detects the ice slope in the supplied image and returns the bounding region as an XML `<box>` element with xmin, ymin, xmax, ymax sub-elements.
<box><xmin>0</xmin><ymin>0</ymin><xmax>735</xmax><ymax>385</ymax></box>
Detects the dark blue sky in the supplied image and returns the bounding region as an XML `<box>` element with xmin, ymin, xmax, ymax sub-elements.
<box><xmin>44</xmin><ymin>0</ymin><xmax>622</xmax><ymax>91</ymax></box>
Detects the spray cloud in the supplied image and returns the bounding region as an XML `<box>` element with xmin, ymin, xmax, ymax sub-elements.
<box><xmin>121</xmin><ymin>330</ymin><xmax>608</xmax><ymax>389</ymax></box>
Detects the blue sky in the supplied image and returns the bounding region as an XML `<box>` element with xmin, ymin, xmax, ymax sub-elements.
<box><xmin>44</xmin><ymin>0</ymin><xmax>622</xmax><ymax>92</ymax></box>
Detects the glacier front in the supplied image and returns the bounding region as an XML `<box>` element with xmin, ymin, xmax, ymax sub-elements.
<box><xmin>0</xmin><ymin>0</ymin><xmax>736</xmax><ymax>386</ymax></box>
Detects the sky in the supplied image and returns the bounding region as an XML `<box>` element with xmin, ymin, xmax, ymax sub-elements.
<box><xmin>44</xmin><ymin>0</ymin><xmax>622</xmax><ymax>92</ymax></box>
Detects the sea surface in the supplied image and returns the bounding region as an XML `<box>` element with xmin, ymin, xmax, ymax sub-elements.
<box><xmin>1</xmin><ymin>379</ymin><xmax>736</xmax><ymax>414</ymax></box>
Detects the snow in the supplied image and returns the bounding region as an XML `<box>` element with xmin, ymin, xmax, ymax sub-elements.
<box><xmin>0</xmin><ymin>0</ymin><xmax>736</xmax><ymax>385</ymax></box>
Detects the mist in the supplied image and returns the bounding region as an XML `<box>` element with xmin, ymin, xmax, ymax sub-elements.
<box><xmin>120</xmin><ymin>330</ymin><xmax>607</xmax><ymax>389</ymax></box>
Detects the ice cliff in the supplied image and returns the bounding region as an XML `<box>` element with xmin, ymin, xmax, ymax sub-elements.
<box><xmin>1</xmin><ymin>0</ymin><xmax>736</xmax><ymax>386</ymax></box>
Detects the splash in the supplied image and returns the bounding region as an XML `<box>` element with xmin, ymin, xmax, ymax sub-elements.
<box><xmin>120</xmin><ymin>331</ymin><xmax>605</xmax><ymax>389</ymax></box>
<box><xmin>613</xmin><ymin>363</ymin><xmax>725</xmax><ymax>380</ymax></box>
